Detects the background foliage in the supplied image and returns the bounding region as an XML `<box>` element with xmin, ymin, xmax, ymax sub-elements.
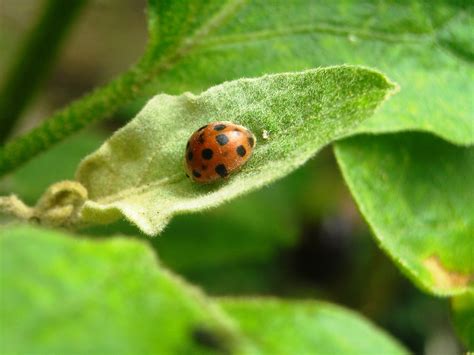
<box><xmin>0</xmin><ymin>0</ymin><xmax>472</xmax><ymax>353</ymax></box>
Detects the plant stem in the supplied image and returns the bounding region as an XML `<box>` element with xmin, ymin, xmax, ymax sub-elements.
<box><xmin>0</xmin><ymin>0</ymin><xmax>246</xmax><ymax>178</ymax></box>
<box><xmin>0</xmin><ymin>0</ymin><xmax>88</xmax><ymax>143</ymax></box>
<box><xmin>0</xmin><ymin>62</ymin><xmax>152</xmax><ymax>177</ymax></box>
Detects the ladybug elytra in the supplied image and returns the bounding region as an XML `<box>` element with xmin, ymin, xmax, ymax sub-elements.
<box><xmin>185</xmin><ymin>121</ymin><xmax>256</xmax><ymax>183</ymax></box>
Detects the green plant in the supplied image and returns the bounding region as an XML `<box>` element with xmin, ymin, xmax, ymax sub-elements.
<box><xmin>0</xmin><ymin>0</ymin><xmax>472</xmax><ymax>353</ymax></box>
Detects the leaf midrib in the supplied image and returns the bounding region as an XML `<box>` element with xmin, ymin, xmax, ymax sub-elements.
<box><xmin>141</xmin><ymin>0</ymin><xmax>248</xmax><ymax>74</ymax></box>
<box><xmin>201</xmin><ymin>22</ymin><xmax>435</xmax><ymax>49</ymax></box>
<box><xmin>197</xmin><ymin>11</ymin><xmax>471</xmax><ymax>62</ymax></box>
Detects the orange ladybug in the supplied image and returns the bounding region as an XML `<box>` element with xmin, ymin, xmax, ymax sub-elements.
<box><xmin>185</xmin><ymin>121</ymin><xmax>256</xmax><ymax>183</ymax></box>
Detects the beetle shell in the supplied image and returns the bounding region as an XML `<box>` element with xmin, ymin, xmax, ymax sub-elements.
<box><xmin>185</xmin><ymin>121</ymin><xmax>256</xmax><ymax>183</ymax></box>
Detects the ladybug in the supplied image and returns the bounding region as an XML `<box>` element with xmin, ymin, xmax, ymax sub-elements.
<box><xmin>184</xmin><ymin>121</ymin><xmax>256</xmax><ymax>183</ymax></box>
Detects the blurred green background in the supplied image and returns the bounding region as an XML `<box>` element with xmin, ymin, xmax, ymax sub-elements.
<box><xmin>0</xmin><ymin>1</ymin><xmax>463</xmax><ymax>353</ymax></box>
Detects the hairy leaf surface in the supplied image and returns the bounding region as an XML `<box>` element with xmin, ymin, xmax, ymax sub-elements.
<box><xmin>76</xmin><ymin>66</ymin><xmax>396</xmax><ymax>235</ymax></box>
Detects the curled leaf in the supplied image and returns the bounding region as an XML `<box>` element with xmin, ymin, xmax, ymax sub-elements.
<box><xmin>0</xmin><ymin>195</ymin><xmax>33</xmax><ymax>221</ymax></box>
<box><xmin>0</xmin><ymin>181</ymin><xmax>87</xmax><ymax>227</ymax></box>
<box><xmin>76</xmin><ymin>66</ymin><xmax>397</xmax><ymax>235</ymax></box>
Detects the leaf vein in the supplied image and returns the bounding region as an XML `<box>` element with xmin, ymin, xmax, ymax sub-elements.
<box><xmin>200</xmin><ymin>23</ymin><xmax>434</xmax><ymax>49</ymax></box>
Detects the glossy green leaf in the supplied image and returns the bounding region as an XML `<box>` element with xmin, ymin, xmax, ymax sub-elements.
<box><xmin>0</xmin><ymin>224</ymin><xmax>252</xmax><ymax>354</ymax></box>
<box><xmin>76</xmin><ymin>66</ymin><xmax>396</xmax><ymax>235</ymax></box>
<box><xmin>452</xmin><ymin>292</ymin><xmax>474</xmax><ymax>349</ymax></box>
<box><xmin>334</xmin><ymin>133</ymin><xmax>474</xmax><ymax>296</ymax></box>
<box><xmin>220</xmin><ymin>298</ymin><xmax>407</xmax><ymax>354</ymax></box>
<box><xmin>144</xmin><ymin>0</ymin><xmax>473</xmax><ymax>146</ymax></box>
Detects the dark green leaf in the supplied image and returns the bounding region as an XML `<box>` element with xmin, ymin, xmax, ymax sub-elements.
<box><xmin>334</xmin><ymin>133</ymin><xmax>474</xmax><ymax>295</ymax></box>
<box><xmin>145</xmin><ymin>0</ymin><xmax>473</xmax><ymax>145</ymax></box>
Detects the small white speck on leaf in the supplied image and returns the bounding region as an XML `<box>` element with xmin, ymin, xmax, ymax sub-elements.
<box><xmin>348</xmin><ymin>34</ymin><xmax>358</xmax><ymax>43</ymax></box>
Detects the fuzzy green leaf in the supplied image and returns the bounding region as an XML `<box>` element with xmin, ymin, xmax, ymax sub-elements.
<box><xmin>144</xmin><ymin>0</ymin><xmax>473</xmax><ymax>146</ymax></box>
<box><xmin>334</xmin><ymin>133</ymin><xmax>474</xmax><ymax>296</ymax></box>
<box><xmin>452</xmin><ymin>292</ymin><xmax>474</xmax><ymax>349</ymax></box>
<box><xmin>75</xmin><ymin>66</ymin><xmax>396</xmax><ymax>235</ymax></box>
<box><xmin>0</xmin><ymin>224</ymin><xmax>253</xmax><ymax>354</ymax></box>
<box><xmin>219</xmin><ymin>298</ymin><xmax>407</xmax><ymax>354</ymax></box>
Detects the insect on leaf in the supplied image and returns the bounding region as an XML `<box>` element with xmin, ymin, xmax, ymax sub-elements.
<box><xmin>76</xmin><ymin>66</ymin><xmax>397</xmax><ymax>235</ymax></box>
<box><xmin>145</xmin><ymin>0</ymin><xmax>474</xmax><ymax>146</ymax></box>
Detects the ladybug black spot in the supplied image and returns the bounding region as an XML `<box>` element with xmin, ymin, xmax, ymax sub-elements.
<box><xmin>202</xmin><ymin>148</ymin><xmax>213</xmax><ymax>160</ymax></box>
<box><xmin>214</xmin><ymin>124</ymin><xmax>227</xmax><ymax>131</ymax></box>
<box><xmin>216</xmin><ymin>134</ymin><xmax>229</xmax><ymax>146</ymax></box>
<box><xmin>248</xmin><ymin>137</ymin><xmax>255</xmax><ymax>147</ymax></box>
<box><xmin>187</xmin><ymin>151</ymin><xmax>193</xmax><ymax>160</ymax></box>
<box><xmin>193</xmin><ymin>170</ymin><xmax>201</xmax><ymax>178</ymax></box>
<box><xmin>198</xmin><ymin>133</ymin><xmax>205</xmax><ymax>144</ymax></box>
<box><xmin>215</xmin><ymin>164</ymin><xmax>228</xmax><ymax>178</ymax></box>
<box><xmin>236</xmin><ymin>145</ymin><xmax>246</xmax><ymax>157</ymax></box>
